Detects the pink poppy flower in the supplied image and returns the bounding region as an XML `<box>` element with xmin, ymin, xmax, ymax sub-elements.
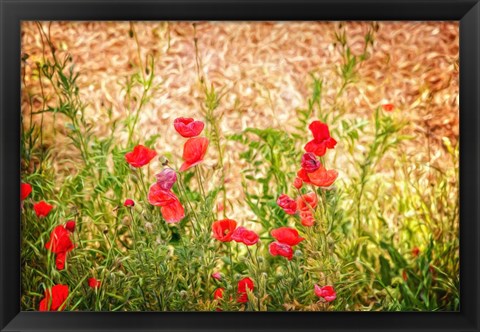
<box><xmin>174</xmin><ymin>117</ymin><xmax>205</xmax><ymax>138</ymax></box>
<box><xmin>277</xmin><ymin>194</ymin><xmax>297</xmax><ymax>215</ymax></box>
<box><xmin>268</xmin><ymin>241</ymin><xmax>293</xmax><ymax>260</ymax></box>
<box><xmin>314</xmin><ymin>284</ymin><xmax>336</xmax><ymax>302</ymax></box>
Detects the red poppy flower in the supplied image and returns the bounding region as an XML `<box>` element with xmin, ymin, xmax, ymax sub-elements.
<box><xmin>232</xmin><ymin>227</ymin><xmax>259</xmax><ymax>246</ymax></box>
<box><xmin>148</xmin><ymin>183</ymin><xmax>185</xmax><ymax>223</ymax></box>
<box><xmin>155</xmin><ymin>168</ymin><xmax>177</xmax><ymax>190</ymax></box>
<box><xmin>237</xmin><ymin>277</ymin><xmax>254</xmax><ymax>303</ymax></box>
<box><xmin>34</xmin><ymin>201</ymin><xmax>53</xmax><ymax>218</ymax></box>
<box><xmin>214</xmin><ymin>287</ymin><xmax>224</xmax><ymax>300</ymax></box>
<box><xmin>212</xmin><ymin>219</ymin><xmax>237</xmax><ymax>242</ymax></box>
<box><xmin>296</xmin><ymin>192</ymin><xmax>318</xmax><ymax>211</ymax></box>
<box><xmin>39</xmin><ymin>284</ymin><xmax>69</xmax><ymax>311</ymax></box>
<box><xmin>382</xmin><ymin>103</ymin><xmax>394</xmax><ymax>112</ymax></box>
<box><xmin>297</xmin><ymin>164</ymin><xmax>338</xmax><ymax>188</ymax></box>
<box><xmin>277</xmin><ymin>194</ymin><xmax>297</xmax><ymax>215</ymax></box>
<box><xmin>213</xmin><ymin>287</ymin><xmax>225</xmax><ymax>311</ymax></box>
<box><xmin>314</xmin><ymin>284</ymin><xmax>336</xmax><ymax>302</ymax></box>
<box><xmin>88</xmin><ymin>277</ymin><xmax>101</xmax><ymax>289</ymax></box>
<box><xmin>55</xmin><ymin>251</ymin><xmax>68</xmax><ymax>270</ymax></box>
<box><xmin>174</xmin><ymin>117</ymin><xmax>205</xmax><ymax>138</ymax></box>
<box><xmin>21</xmin><ymin>183</ymin><xmax>32</xmax><ymax>201</ymax></box>
<box><xmin>45</xmin><ymin>226</ymin><xmax>74</xmax><ymax>254</ymax></box>
<box><xmin>125</xmin><ymin>145</ymin><xmax>157</xmax><ymax>168</ymax></box>
<box><xmin>301</xmin><ymin>152</ymin><xmax>321</xmax><ymax>173</ymax></box>
<box><xmin>268</xmin><ymin>241</ymin><xmax>293</xmax><ymax>260</ymax></box>
<box><xmin>179</xmin><ymin>137</ymin><xmax>209</xmax><ymax>172</ymax></box>
<box><xmin>412</xmin><ymin>247</ymin><xmax>420</xmax><ymax>257</ymax></box>
<box><xmin>123</xmin><ymin>199</ymin><xmax>135</xmax><ymax>207</ymax></box>
<box><xmin>304</xmin><ymin>121</ymin><xmax>337</xmax><ymax>157</ymax></box>
<box><xmin>271</xmin><ymin>227</ymin><xmax>304</xmax><ymax>246</ymax></box>
<box><xmin>299</xmin><ymin>210</ymin><xmax>315</xmax><ymax>227</ymax></box>
<box><xmin>65</xmin><ymin>220</ymin><xmax>76</xmax><ymax>232</ymax></box>
<box><xmin>293</xmin><ymin>177</ymin><xmax>303</xmax><ymax>189</ymax></box>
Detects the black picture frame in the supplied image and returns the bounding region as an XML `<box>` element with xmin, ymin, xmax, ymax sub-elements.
<box><xmin>1</xmin><ymin>0</ymin><xmax>479</xmax><ymax>331</ymax></box>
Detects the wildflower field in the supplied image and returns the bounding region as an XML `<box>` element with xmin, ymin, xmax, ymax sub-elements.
<box><xmin>20</xmin><ymin>21</ymin><xmax>459</xmax><ymax>311</ymax></box>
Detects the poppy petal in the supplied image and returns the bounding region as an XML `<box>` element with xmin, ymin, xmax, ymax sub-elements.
<box><xmin>148</xmin><ymin>183</ymin><xmax>177</xmax><ymax>207</ymax></box>
<box><xmin>161</xmin><ymin>199</ymin><xmax>185</xmax><ymax>223</ymax></box>
<box><xmin>180</xmin><ymin>137</ymin><xmax>209</xmax><ymax>172</ymax></box>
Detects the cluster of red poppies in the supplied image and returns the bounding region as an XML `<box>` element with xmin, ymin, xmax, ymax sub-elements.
<box><xmin>125</xmin><ymin>117</ymin><xmax>210</xmax><ymax>223</ymax></box>
<box><xmin>21</xmin><ymin>182</ymin><xmax>102</xmax><ymax>310</ymax></box>
<box><xmin>268</xmin><ymin>227</ymin><xmax>304</xmax><ymax>260</ymax></box>
<box><xmin>277</xmin><ymin>121</ymin><xmax>338</xmax><ymax>227</ymax></box>
<box><xmin>24</xmin><ymin>117</ymin><xmax>343</xmax><ymax>311</ymax></box>
<box><xmin>273</xmin><ymin>120</ymin><xmax>339</xmax><ymax>302</ymax></box>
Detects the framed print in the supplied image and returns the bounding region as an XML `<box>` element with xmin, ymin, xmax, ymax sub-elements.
<box><xmin>1</xmin><ymin>0</ymin><xmax>479</xmax><ymax>331</ymax></box>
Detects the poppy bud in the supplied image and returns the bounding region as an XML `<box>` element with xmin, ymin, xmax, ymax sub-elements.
<box><xmin>65</xmin><ymin>220</ymin><xmax>76</xmax><ymax>232</ymax></box>
<box><xmin>293</xmin><ymin>177</ymin><xmax>303</xmax><ymax>189</ymax></box>
<box><xmin>124</xmin><ymin>199</ymin><xmax>135</xmax><ymax>207</ymax></box>
<box><xmin>212</xmin><ymin>272</ymin><xmax>222</xmax><ymax>280</ymax></box>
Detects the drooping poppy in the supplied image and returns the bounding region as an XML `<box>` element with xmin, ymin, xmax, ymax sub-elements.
<box><xmin>148</xmin><ymin>183</ymin><xmax>185</xmax><ymax>223</ymax></box>
<box><xmin>39</xmin><ymin>284</ymin><xmax>69</xmax><ymax>311</ymax></box>
<box><xmin>88</xmin><ymin>277</ymin><xmax>101</xmax><ymax>289</ymax></box>
<box><xmin>65</xmin><ymin>220</ymin><xmax>76</xmax><ymax>232</ymax></box>
<box><xmin>159</xmin><ymin>199</ymin><xmax>185</xmax><ymax>224</ymax></box>
<box><xmin>304</xmin><ymin>121</ymin><xmax>337</xmax><ymax>157</ymax></box>
<box><xmin>123</xmin><ymin>199</ymin><xmax>135</xmax><ymax>207</ymax></box>
<box><xmin>125</xmin><ymin>145</ymin><xmax>157</xmax><ymax>168</ymax></box>
<box><xmin>271</xmin><ymin>227</ymin><xmax>304</xmax><ymax>246</ymax></box>
<box><xmin>314</xmin><ymin>284</ymin><xmax>336</xmax><ymax>302</ymax></box>
<box><xmin>276</xmin><ymin>194</ymin><xmax>297</xmax><ymax>215</ymax></box>
<box><xmin>237</xmin><ymin>277</ymin><xmax>254</xmax><ymax>303</ymax></box>
<box><xmin>301</xmin><ymin>152</ymin><xmax>321</xmax><ymax>173</ymax></box>
<box><xmin>21</xmin><ymin>183</ymin><xmax>32</xmax><ymax>201</ymax></box>
<box><xmin>268</xmin><ymin>241</ymin><xmax>293</xmax><ymax>260</ymax></box>
<box><xmin>34</xmin><ymin>201</ymin><xmax>53</xmax><ymax>218</ymax></box>
<box><xmin>231</xmin><ymin>227</ymin><xmax>259</xmax><ymax>246</ymax></box>
<box><xmin>174</xmin><ymin>117</ymin><xmax>205</xmax><ymax>138</ymax></box>
<box><xmin>296</xmin><ymin>192</ymin><xmax>318</xmax><ymax>211</ymax></box>
<box><xmin>297</xmin><ymin>164</ymin><xmax>338</xmax><ymax>188</ymax></box>
<box><xmin>179</xmin><ymin>137</ymin><xmax>209</xmax><ymax>172</ymax></box>
<box><xmin>155</xmin><ymin>168</ymin><xmax>177</xmax><ymax>190</ymax></box>
<box><xmin>212</xmin><ymin>219</ymin><xmax>237</xmax><ymax>242</ymax></box>
<box><xmin>212</xmin><ymin>272</ymin><xmax>222</xmax><ymax>280</ymax></box>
